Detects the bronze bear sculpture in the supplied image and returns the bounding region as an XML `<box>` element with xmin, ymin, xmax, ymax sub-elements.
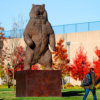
<box><xmin>24</xmin><ymin>4</ymin><xmax>56</xmax><ymax>70</ymax></box>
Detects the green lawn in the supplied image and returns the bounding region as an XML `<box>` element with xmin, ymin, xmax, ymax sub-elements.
<box><xmin>0</xmin><ymin>88</ymin><xmax>100</xmax><ymax>100</ymax></box>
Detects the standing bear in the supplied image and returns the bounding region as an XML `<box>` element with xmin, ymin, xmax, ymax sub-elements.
<box><xmin>24</xmin><ymin>4</ymin><xmax>56</xmax><ymax>70</ymax></box>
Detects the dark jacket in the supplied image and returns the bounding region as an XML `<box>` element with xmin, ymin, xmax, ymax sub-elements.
<box><xmin>83</xmin><ymin>72</ymin><xmax>96</xmax><ymax>89</ymax></box>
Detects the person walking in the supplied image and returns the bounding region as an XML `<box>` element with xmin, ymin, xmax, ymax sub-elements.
<box><xmin>82</xmin><ymin>65</ymin><xmax>97</xmax><ymax>100</ymax></box>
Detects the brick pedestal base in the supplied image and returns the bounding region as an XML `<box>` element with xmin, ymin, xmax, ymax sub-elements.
<box><xmin>16</xmin><ymin>70</ymin><xmax>62</xmax><ymax>97</ymax></box>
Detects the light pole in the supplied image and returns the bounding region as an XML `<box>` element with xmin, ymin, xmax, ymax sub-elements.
<box><xmin>66</xmin><ymin>41</ymin><xmax>71</xmax><ymax>60</ymax></box>
<box><xmin>7</xmin><ymin>63</ymin><xmax>10</xmax><ymax>88</ymax></box>
<box><xmin>66</xmin><ymin>41</ymin><xmax>71</xmax><ymax>83</ymax></box>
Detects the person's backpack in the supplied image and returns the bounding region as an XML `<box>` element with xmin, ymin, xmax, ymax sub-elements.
<box><xmin>82</xmin><ymin>73</ymin><xmax>92</xmax><ymax>86</ymax></box>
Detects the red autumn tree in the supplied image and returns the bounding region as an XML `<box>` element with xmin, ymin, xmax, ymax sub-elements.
<box><xmin>0</xmin><ymin>26</ymin><xmax>6</xmax><ymax>79</ymax></box>
<box><xmin>52</xmin><ymin>39</ymin><xmax>71</xmax><ymax>77</ymax></box>
<box><xmin>71</xmin><ymin>47</ymin><xmax>90</xmax><ymax>81</ymax></box>
<box><xmin>93</xmin><ymin>47</ymin><xmax>100</xmax><ymax>79</ymax></box>
<box><xmin>0</xmin><ymin>26</ymin><xmax>5</xmax><ymax>65</ymax></box>
<box><xmin>13</xmin><ymin>46</ymin><xmax>25</xmax><ymax>72</ymax></box>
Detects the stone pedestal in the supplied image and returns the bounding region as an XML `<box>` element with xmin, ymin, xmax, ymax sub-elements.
<box><xmin>16</xmin><ymin>70</ymin><xmax>62</xmax><ymax>97</ymax></box>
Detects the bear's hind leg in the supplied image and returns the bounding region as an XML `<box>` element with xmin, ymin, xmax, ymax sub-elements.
<box><xmin>24</xmin><ymin>47</ymin><xmax>34</xmax><ymax>70</ymax></box>
<box><xmin>38</xmin><ymin>49</ymin><xmax>52</xmax><ymax>70</ymax></box>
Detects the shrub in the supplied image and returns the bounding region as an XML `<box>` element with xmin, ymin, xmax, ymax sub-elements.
<box><xmin>64</xmin><ymin>83</ymin><xmax>83</xmax><ymax>89</ymax></box>
<box><xmin>74</xmin><ymin>85</ymin><xmax>83</xmax><ymax>89</ymax></box>
<box><xmin>64</xmin><ymin>83</ymin><xmax>74</xmax><ymax>89</ymax></box>
<box><xmin>0</xmin><ymin>84</ymin><xmax>13</xmax><ymax>88</ymax></box>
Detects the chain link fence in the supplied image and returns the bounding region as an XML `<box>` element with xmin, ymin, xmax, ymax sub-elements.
<box><xmin>2</xmin><ymin>21</ymin><xmax>100</xmax><ymax>38</ymax></box>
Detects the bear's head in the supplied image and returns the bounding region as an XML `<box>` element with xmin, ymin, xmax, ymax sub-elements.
<box><xmin>29</xmin><ymin>4</ymin><xmax>48</xmax><ymax>24</ymax></box>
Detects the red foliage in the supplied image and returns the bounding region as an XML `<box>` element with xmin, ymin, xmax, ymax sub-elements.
<box><xmin>52</xmin><ymin>39</ymin><xmax>71</xmax><ymax>75</ymax></box>
<box><xmin>12</xmin><ymin>46</ymin><xmax>25</xmax><ymax>72</ymax></box>
<box><xmin>0</xmin><ymin>26</ymin><xmax>5</xmax><ymax>39</ymax></box>
<box><xmin>71</xmin><ymin>47</ymin><xmax>90</xmax><ymax>81</ymax></box>
<box><xmin>0</xmin><ymin>26</ymin><xmax>6</xmax><ymax>65</ymax></box>
<box><xmin>93</xmin><ymin>47</ymin><xmax>100</xmax><ymax>78</ymax></box>
<box><xmin>31</xmin><ymin>64</ymin><xmax>38</xmax><ymax>70</ymax></box>
<box><xmin>6</xmin><ymin>68</ymin><xmax>13</xmax><ymax>78</ymax></box>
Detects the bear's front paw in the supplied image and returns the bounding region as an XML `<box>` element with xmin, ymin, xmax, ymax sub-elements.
<box><xmin>28</xmin><ymin>40</ymin><xmax>35</xmax><ymax>49</ymax></box>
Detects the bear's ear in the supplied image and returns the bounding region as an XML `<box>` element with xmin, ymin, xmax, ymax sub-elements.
<box><xmin>42</xmin><ymin>4</ymin><xmax>45</xmax><ymax>8</ymax></box>
<box><xmin>32</xmin><ymin>4</ymin><xmax>35</xmax><ymax>7</ymax></box>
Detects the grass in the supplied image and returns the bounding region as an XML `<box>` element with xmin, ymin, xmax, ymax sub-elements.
<box><xmin>0</xmin><ymin>88</ymin><xmax>100</xmax><ymax>100</ymax></box>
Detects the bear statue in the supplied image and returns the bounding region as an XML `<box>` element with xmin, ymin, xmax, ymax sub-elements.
<box><xmin>24</xmin><ymin>4</ymin><xmax>56</xmax><ymax>70</ymax></box>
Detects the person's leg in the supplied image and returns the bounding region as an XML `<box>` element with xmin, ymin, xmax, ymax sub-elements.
<box><xmin>83</xmin><ymin>88</ymin><xmax>89</xmax><ymax>100</ymax></box>
<box><xmin>91</xmin><ymin>88</ymin><xmax>97</xmax><ymax>100</ymax></box>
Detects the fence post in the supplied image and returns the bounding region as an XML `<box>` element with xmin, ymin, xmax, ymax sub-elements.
<box><xmin>75</xmin><ymin>24</ymin><xmax>77</xmax><ymax>32</ymax></box>
<box><xmin>63</xmin><ymin>25</ymin><xmax>65</xmax><ymax>33</ymax></box>
<box><xmin>88</xmin><ymin>22</ymin><xmax>90</xmax><ymax>31</ymax></box>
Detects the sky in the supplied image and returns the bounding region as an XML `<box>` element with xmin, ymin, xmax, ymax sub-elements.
<box><xmin>0</xmin><ymin>0</ymin><xmax>100</xmax><ymax>30</ymax></box>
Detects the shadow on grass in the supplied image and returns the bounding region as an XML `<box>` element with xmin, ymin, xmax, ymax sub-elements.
<box><xmin>62</xmin><ymin>90</ymin><xmax>85</xmax><ymax>97</ymax></box>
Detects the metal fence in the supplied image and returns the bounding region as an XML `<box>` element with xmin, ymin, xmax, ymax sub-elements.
<box><xmin>2</xmin><ymin>21</ymin><xmax>100</xmax><ymax>38</ymax></box>
<box><xmin>53</xmin><ymin>21</ymin><xmax>100</xmax><ymax>34</ymax></box>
